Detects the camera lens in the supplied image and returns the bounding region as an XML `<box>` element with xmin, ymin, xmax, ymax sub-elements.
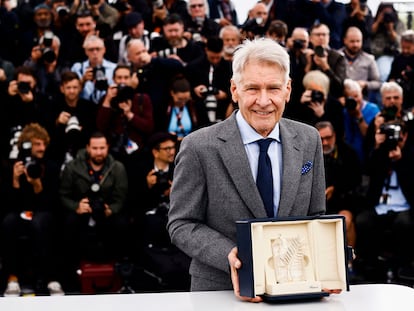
<box><xmin>17</xmin><ymin>82</ymin><xmax>31</xmax><ymax>94</ymax></box>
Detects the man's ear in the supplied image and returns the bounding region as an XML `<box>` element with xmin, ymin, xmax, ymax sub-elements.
<box><xmin>230</xmin><ymin>79</ymin><xmax>238</xmax><ymax>103</ymax></box>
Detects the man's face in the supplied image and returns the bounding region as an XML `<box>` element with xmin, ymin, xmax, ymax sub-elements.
<box><xmin>60</xmin><ymin>79</ymin><xmax>81</xmax><ymax>102</ymax></box>
<box><xmin>31</xmin><ymin>138</ymin><xmax>47</xmax><ymax>159</ymax></box>
<box><xmin>291</xmin><ymin>29</ymin><xmax>309</xmax><ymax>51</ymax></box>
<box><xmin>318</xmin><ymin>127</ymin><xmax>336</xmax><ymax>155</ymax></box>
<box><xmin>221</xmin><ymin>30</ymin><xmax>240</xmax><ymax>51</ymax></box>
<box><xmin>129</xmin><ymin>22</ymin><xmax>145</xmax><ymax>39</ymax></box>
<box><xmin>310</xmin><ymin>25</ymin><xmax>330</xmax><ymax>48</ymax></box>
<box><xmin>154</xmin><ymin>140</ymin><xmax>176</xmax><ymax>164</ymax></box>
<box><xmin>76</xmin><ymin>16</ymin><xmax>96</xmax><ymax>37</ymax></box>
<box><xmin>251</xmin><ymin>3</ymin><xmax>268</xmax><ymax>26</ymax></box>
<box><xmin>400</xmin><ymin>40</ymin><xmax>414</xmax><ymax>56</ymax></box>
<box><xmin>163</xmin><ymin>22</ymin><xmax>184</xmax><ymax>47</ymax></box>
<box><xmin>345</xmin><ymin>88</ymin><xmax>363</xmax><ymax>106</ymax></box>
<box><xmin>127</xmin><ymin>42</ymin><xmax>148</xmax><ymax>68</ymax></box>
<box><xmin>382</xmin><ymin>89</ymin><xmax>403</xmax><ymax>112</ymax></box>
<box><xmin>87</xmin><ymin>137</ymin><xmax>109</xmax><ymax>166</ymax></box>
<box><xmin>113</xmin><ymin>68</ymin><xmax>132</xmax><ymax>85</ymax></box>
<box><xmin>206</xmin><ymin>49</ymin><xmax>222</xmax><ymax>66</ymax></box>
<box><xmin>344</xmin><ymin>31</ymin><xmax>362</xmax><ymax>55</ymax></box>
<box><xmin>231</xmin><ymin>61</ymin><xmax>291</xmax><ymax>137</ymax></box>
<box><xmin>34</xmin><ymin>8</ymin><xmax>52</xmax><ymax>28</ymax></box>
<box><xmin>189</xmin><ymin>0</ymin><xmax>206</xmax><ymax>18</ymax></box>
<box><xmin>85</xmin><ymin>41</ymin><xmax>105</xmax><ymax>66</ymax></box>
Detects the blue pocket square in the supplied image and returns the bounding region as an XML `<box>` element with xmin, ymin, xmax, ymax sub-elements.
<box><xmin>301</xmin><ymin>161</ymin><xmax>313</xmax><ymax>175</ymax></box>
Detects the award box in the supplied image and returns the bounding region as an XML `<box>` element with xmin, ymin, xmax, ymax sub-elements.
<box><xmin>236</xmin><ymin>215</ymin><xmax>350</xmax><ymax>301</ymax></box>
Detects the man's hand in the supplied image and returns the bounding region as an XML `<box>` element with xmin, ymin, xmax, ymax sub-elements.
<box><xmin>77</xmin><ymin>198</ymin><xmax>93</xmax><ymax>214</ymax></box>
<box><xmin>57</xmin><ymin>111</ymin><xmax>71</xmax><ymax>125</ymax></box>
<box><xmin>228</xmin><ymin>247</ymin><xmax>262</xmax><ymax>303</ymax></box>
<box><xmin>146</xmin><ymin>169</ymin><xmax>157</xmax><ymax>189</ymax></box>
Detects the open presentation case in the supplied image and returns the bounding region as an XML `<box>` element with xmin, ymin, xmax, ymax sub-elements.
<box><xmin>236</xmin><ymin>215</ymin><xmax>350</xmax><ymax>301</ymax></box>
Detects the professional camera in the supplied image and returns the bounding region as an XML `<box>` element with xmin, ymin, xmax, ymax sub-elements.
<box><xmin>310</xmin><ymin>90</ymin><xmax>324</xmax><ymax>103</ymax></box>
<box><xmin>56</xmin><ymin>5</ymin><xmax>70</xmax><ymax>17</ymax></box>
<box><xmin>93</xmin><ymin>66</ymin><xmax>108</xmax><ymax>91</ymax></box>
<box><xmin>314</xmin><ymin>45</ymin><xmax>325</xmax><ymax>57</ymax></box>
<box><xmin>9</xmin><ymin>125</ymin><xmax>22</xmax><ymax>160</ymax></box>
<box><xmin>379</xmin><ymin>122</ymin><xmax>402</xmax><ymax>151</ymax></box>
<box><xmin>17</xmin><ymin>81</ymin><xmax>31</xmax><ymax>94</ymax></box>
<box><xmin>152</xmin><ymin>0</ymin><xmax>163</xmax><ymax>9</ymax></box>
<box><xmin>110</xmin><ymin>84</ymin><xmax>135</xmax><ymax>111</ymax></box>
<box><xmin>18</xmin><ymin>141</ymin><xmax>42</xmax><ymax>179</ymax></box>
<box><xmin>65</xmin><ymin>115</ymin><xmax>82</xmax><ymax>134</ymax></box>
<box><xmin>383</xmin><ymin>11</ymin><xmax>396</xmax><ymax>24</ymax></box>
<box><xmin>380</xmin><ymin>106</ymin><xmax>398</xmax><ymax>122</ymax></box>
<box><xmin>201</xmin><ymin>86</ymin><xmax>219</xmax><ymax>123</ymax></box>
<box><xmin>345</xmin><ymin>97</ymin><xmax>357</xmax><ymax>111</ymax></box>
<box><xmin>155</xmin><ymin>170</ymin><xmax>170</xmax><ymax>192</ymax></box>
<box><xmin>43</xmin><ymin>31</ymin><xmax>53</xmax><ymax>47</ymax></box>
<box><xmin>41</xmin><ymin>48</ymin><xmax>57</xmax><ymax>63</ymax></box>
<box><xmin>157</xmin><ymin>47</ymin><xmax>177</xmax><ymax>58</ymax></box>
<box><xmin>292</xmin><ymin>39</ymin><xmax>305</xmax><ymax>50</ymax></box>
<box><xmin>88</xmin><ymin>183</ymin><xmax>106</xmax><ymax>221</ymax></box>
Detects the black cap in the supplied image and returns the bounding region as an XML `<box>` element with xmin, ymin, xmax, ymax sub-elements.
<box><xmin>148</xmin><ymin>132</ymin><xmax>178</xmax><ymax>150</ymax></box>
<box><xmin>124</xmin><ymin>12</ymin><xmax>143</xmax><ymax>28</ymax></box>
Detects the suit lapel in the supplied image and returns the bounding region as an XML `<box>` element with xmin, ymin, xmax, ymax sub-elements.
<box><xmin>278</xmin><ymin>119</ymin><xmax>302</xmax><ymax>216</ymax></box>
<box><xmin>216</xmin><ymin>115</ymin><xmax>267</xmax><ymax>219</ymax></box>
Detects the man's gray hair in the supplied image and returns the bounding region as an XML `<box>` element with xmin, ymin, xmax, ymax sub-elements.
<box><xmin>380</xmin><ymin>81</ymin><xmax>403</xmax><ymax>96</ymax></box>
<box><xmin>232</xmin><ymin>38</ymin><xmax>290</xmax><ymax>86</ymax></box>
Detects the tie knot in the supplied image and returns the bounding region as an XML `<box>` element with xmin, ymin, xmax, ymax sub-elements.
<box><xmin>257</xmin><ymin>138</ymin><xmax>273</xmax><ymax>152</ymax></box>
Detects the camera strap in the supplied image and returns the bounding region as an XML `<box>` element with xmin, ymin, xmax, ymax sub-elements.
<box><xmin>87</xmin><ymin>161</ymin><xmax>115</xmax><ymax>186</ymax></box>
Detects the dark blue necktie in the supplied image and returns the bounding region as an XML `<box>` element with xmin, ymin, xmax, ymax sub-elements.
<box><xmin>256</xmin><ymin>138</ymin><xmax>274</xmax><ymax>218</ymax></box>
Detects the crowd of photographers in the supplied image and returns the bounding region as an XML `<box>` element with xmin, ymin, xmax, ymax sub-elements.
<box><xmin>1</xmin><ymin>0</ymin><xmax>414</xmax><ymax>296</ymax></box>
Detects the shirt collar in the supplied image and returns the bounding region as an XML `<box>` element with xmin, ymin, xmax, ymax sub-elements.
<box><xmin>236</xmin><ymin>110</ymin><xmax>281</xmax><ymax>145</ymax></box>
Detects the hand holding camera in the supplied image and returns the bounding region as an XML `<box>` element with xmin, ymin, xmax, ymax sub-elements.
<box><xmin>312</xmin><ymin>46</ymin><xmax>329</xmax><ymax>71</ymax></box>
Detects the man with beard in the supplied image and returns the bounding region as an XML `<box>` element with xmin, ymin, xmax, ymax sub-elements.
<box><xmin>59</xmin><ymin>132</ymin><xmax>128</xmax><ymax>290</ymax></box>
<box><xmin>219</xmin><ymin>25</ymin><xmax>240</xmax><ymax>62</ymax></box>
<box><xmin>339</xmin><ymin>27</ymin><xmax>381</xmax><ymax>102</ymax></box>
<box><xmin>315</xmin><ymin>121</ymin><xmax>361</xmax><ymax>250</ymax></box>
<box><xmin>150</xmin><ymin>13</ymin><xmax>204</xmax><ymax>66</ymax></box>
<box><xmin>1</xmin><ymin>123</ymin><xmax>64</xmax><ymax>296</ymax></box>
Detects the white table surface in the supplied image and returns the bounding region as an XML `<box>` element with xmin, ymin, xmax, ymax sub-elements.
<box><xmin>0</xmin><ymin>284</ymin><xmax>413</xmax><ymax>311</ymax></box>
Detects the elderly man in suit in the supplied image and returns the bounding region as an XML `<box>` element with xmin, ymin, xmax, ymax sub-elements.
<box><xmin>167</xmin><ymin>38</ymin><xmax>326</xmax><ymax>302</ymax></box>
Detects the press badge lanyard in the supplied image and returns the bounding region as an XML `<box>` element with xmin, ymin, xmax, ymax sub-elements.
<box><xmin>174</xmin><ymin>107</ymin><xmax>185</xmax><ymax>136</ymax></box>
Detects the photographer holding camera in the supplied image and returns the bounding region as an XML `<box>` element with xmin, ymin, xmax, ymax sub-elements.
<box><xmin>71</xmin><ymin>35</ymin><xmax>116</xmax><ymax>104</ymax></box>
<box><xmin>97</xmin><ymin>65</ymin><xmax>154</xmax><ymax>159</ymax></box>
<box><xmin>343</xmin><ymin>78</ymin><xmax>380</xmax><ymax>165</ymax></box>
<box><xmin>304</xmin><ymin>23</ymin><xmax>347</xmax><ymax>99</ymax></box>
<box><xmin>59</xmin><ymin>132</ymin><xmax>129</xmax><ymax>288</ymax></box>
<box><xmin>23</xmin><ymin>31</ymin><xmax>66</xmax><ymax>101</ymax></box>
<box><xmin>2</xmin><ymin>66</ymin><xmax>54</xmax><ymax>158</ymax></box>
<box><xmin>388</xmin><ymin>29</ymin><xmax>414</xmax><ymax>109</ymax></box>
<box><xmin>297</xmin><ymin>70</ymin><xmax>344</xmax><ymax>138</ymax></box>
<box><xmin>131</xmin><ymin>131</ymin><xmax>190</xmax><ymax>290</ymax></box>
<box><xmin>185</xmin><ymin>36</ymin><xmax>231</xmax><ymax>127</ymax></box>
<box><xmin>48</xmin><ymin>71</ymin><xmax>97</xmax><ymax>170</ymax></box>
<box><xmin>355</xmin><ymin>115</ymin><xmax>414</xmax><ymax>282</ymax></box>
<box><xmin>1</xmin><ymin>123</ymin><xmax>63</xmax><ymax>296</ymax></box>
